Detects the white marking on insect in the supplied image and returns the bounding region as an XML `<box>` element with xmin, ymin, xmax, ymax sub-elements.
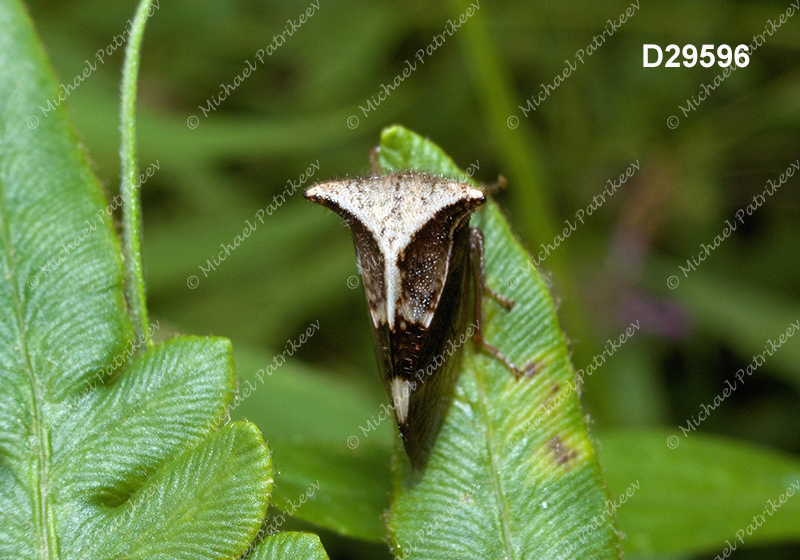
<box><xmin>305</xmin><ymin>173</ymin><xmax>483</xmax><ymax>329</ymax></box>
<box><xmin>391</xmin><ymin>377</ymin><xmax>411</xmax><ymax>424</ymax></box>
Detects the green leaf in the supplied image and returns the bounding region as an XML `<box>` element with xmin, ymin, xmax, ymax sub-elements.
<box><xmin>247</xmin><ymin>531</ymin><xmax>330</xmax><ymax>560</ymax></box>
<box><xmin>76</xmin><ymin>421</ymin><xmax>273</xmax><ymax>559</ymax></box>
<box><xmin>230</xmin><ymin>346</ymin><xmax>392</xmax><ymax>542</ymax></box>
<box><xmin>377</xmin><ymin>126</ymin><xmax>620</xmax><ymax>559</ymax></box>
<box><xmin>598</xmin><ymin>430</ymin><xmax>800</xmax><ymax>556</ymax></box>
<box><xmin>0</xmin><ymin>0</ymin><xmax>273</xmax><ymax>557</ymax></box>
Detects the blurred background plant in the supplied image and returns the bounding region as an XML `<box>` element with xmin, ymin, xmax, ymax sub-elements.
<box><xmin>24</xmin><ymin>0</ymin><xmax>800</xmax><ymax>558</ymax></box>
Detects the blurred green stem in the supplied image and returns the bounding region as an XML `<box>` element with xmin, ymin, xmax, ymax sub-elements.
<box><xmin>444</xmin><ymin>0</ymin><xmax>555</xmax><ymax>252</ymax></box>
<box><xmin>446</xmin><ymin>0</ymin><xmax>598</xmax><ymax>365</ymax></box>
<box><xmin>120</xmin><ymin>0</ymin><xmax>155</xmax><ymax>349</ymax></box>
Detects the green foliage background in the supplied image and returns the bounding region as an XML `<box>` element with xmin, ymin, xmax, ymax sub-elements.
<box><xmin>18</xmin><ymin>0</ymin><xmax>800</xmax><ymax>558</ymax></box>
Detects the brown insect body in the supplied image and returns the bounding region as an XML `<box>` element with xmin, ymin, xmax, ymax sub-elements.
<box><xmin>305</xmin><ymin>171</ymin><xmax>504</xmax><ymax>469</ymax></box>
